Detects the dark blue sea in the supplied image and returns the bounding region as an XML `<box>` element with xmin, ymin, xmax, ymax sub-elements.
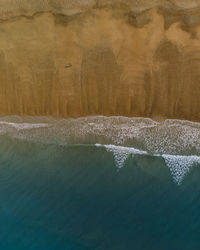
<box><xmin>0</xmin><ymin>116</ymin><xmax>200</xmax><ymax>250</ymax></box>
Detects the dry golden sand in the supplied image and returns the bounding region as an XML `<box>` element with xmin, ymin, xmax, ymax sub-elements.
<box><xmin>0</xmin><ymin>0</ymin><xmax>200</xmax><ymax>121</ymax></box>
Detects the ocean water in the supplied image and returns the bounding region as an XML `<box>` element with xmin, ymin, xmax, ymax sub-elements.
<box><xmin>0</xmin><ymin>116</ymin><xmax>200</xmax><ymax>249</ymax></box>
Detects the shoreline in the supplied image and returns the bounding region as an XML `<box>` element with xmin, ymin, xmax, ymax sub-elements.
<box><xmin>0</xmin><ymin>113</ymin><xmax>199</xmax><ymax>124</ymax></box>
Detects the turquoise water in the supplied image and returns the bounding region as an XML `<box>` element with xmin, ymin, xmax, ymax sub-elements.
<box><xmin>0</xmin><ymin>116</ymin><xmax>200</xmax><ymax>249</ymax></box>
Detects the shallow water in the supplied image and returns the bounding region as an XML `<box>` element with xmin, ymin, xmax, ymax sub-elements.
<box><xmin>0</xmin><ymin>116</ymin><xmax>200</xmax><ymax>249</ymax></box>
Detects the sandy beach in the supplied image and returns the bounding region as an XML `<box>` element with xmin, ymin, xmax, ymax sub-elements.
<box><xmin>0</xmin><ymin>0</ymin><xmax>200</xmax><ymax>121</ymax></box>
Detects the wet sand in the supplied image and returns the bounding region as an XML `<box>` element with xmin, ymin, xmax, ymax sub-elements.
<box><xmin>0</xmin><ymin>0</ymin><xmax>200</xmax><ymax>121</ymax></box>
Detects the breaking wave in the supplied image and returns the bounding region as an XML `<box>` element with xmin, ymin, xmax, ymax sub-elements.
<box><xmin>95</xmin><ymin>144</ymin><xmax>200</xmax><ymax>185</ymax></box>
<box><xmin>0</xmin><ymin>115</ymin><xmax>199</xmax><ymax>185</ymax></box>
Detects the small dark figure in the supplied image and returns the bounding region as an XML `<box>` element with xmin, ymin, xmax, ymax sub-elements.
<box><xmin>64</xmin><ymin>64</ymin><xmax>72</xmax><ymax>68</ymax></box>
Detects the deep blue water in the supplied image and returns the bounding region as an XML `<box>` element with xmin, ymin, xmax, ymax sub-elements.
<box><xmin>0</xmin><ymin>136</ymin><xmax>200</xmax><ymax>250</ymax></box>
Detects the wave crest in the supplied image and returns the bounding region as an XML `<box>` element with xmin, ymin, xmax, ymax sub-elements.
<box><xmin>96</xmin><ymin>144</ymin><xmax>200</xmax><ymax>185</ymax></box>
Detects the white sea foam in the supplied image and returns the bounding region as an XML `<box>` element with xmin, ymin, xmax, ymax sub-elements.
<box><xmin>0</xmin><ymin>121</ymin><xmax>49</xmax><ymax>130</ymax></box>
<box><xmin>0</xmin><ymin>115</ymin><xmax>199</xmax><ymax>185</ymax></box>
<box><xmin>0</xmin><ymin>115</ymin><xmax>199</xmax><ymax>155</ymax></box>
<box><xmin>96</xmin><ymin>144</ymin><xmax>147</xmax><ymax>168</ymax></box>
<box><xmin>96</xmin><ymin>144</ymin><xmax>200</xmax><ymax>185</ymax></box>
<box><xmin>163</xmin><ymin>155</ymin><xmax>200</xmax><ymax>185</ymax></box>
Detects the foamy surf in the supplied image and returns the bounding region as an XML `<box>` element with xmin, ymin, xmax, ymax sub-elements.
<box><xmin>0</xmin><ymin>121</ymin><xmax>49</xmax><ymax>130</ymax></box>
<box><xmin>0</xmin><ymin>115</ymin><xmax>199</xmax><ymax>155</ymax></box>
<box><xmin>163</xmin><ymin>155</ymin><xmax>200</xmax><ymax>185</ymax></box>
<box><xmin>95</xmin><ymin>144</ymin><xmax>147</xmax><ymax>168</ymax></box>
<box><xmin>95</xmin><ymin>144</ymin><xmax>200</xmax><ymax>185</ymax></box>
<box><xmin>0</xmin><ymin>115</ymin><xmax>199</xmax><ymax>185</ymax></box>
